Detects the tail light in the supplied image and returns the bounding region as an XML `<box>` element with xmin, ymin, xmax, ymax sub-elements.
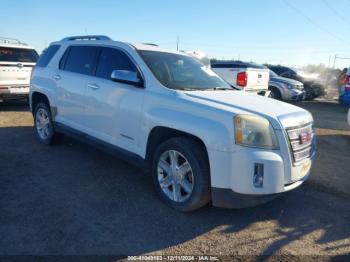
<box><xmin>237</xmin><ymin>72</ymin><xmax>247</xmax><ymax>87</ymax></box>
<box><xmin>341</xmin><ymin>74</ymin><xmax>349</xmax><ymax>85</ymax></box>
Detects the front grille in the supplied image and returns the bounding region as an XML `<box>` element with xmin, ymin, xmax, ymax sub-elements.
<box><xmin>286</xmin><ymin>123</ymin><xmax>315</xmax><ymax>164</ymax></box>
<box><xmin>297</xmin><ymin>85</ymin><xmax>304</xmax><ymax>90</ymax></box>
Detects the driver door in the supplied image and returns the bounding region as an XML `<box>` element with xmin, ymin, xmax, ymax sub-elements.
<box><xmin>84</xmin><ymin>47</ymin><xmax>145</xmax><ymax>154</ymax></box>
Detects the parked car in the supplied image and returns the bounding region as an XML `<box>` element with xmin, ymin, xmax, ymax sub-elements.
<box><xmin>0</xmin><ymin>37</ymin><xmax>38</xmax><ymax>102</ymax></box>
<box><xmin>267</xmin><ymin>65</ymin><xmax>325</xmax><ymax>100</ymax></box>
<box><xmin>210</xmin><ymin>60</ymin><xmax>270</xmax><ymax>96</ymax></box>
<box><xmin>268</xmin><ymin>69</ymin><xmax>305</xmax><ymax>101</ymax></box>
<box><xmin>339</xmin><ymin>67</ymin><xmax>350</xmax><ymax>106</ymax></box>
<box><xmin>30</xmin><ymin>35</ymin><xmax>316</xmax><ymax>211</ymax></box>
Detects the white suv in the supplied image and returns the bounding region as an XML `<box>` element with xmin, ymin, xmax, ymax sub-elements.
<box><xmin>0</xmin><ymin>37</ymin><xmax>38</xmax><ymax>101</ymax></box>
<box><xmin>30</xmin><ymin>35</ymin><xmax>316</xmax><ymax>211</ymax></box>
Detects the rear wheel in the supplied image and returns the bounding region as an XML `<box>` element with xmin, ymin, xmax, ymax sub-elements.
<box><xmin>151</xmin><ymin>137</ymin><xmax>211</xmax><ymax>212</ymax></box>
<box><xmin>269</xmin><ymin>86</ymin><xmax>282</xmax><ymax>100</ymax></box>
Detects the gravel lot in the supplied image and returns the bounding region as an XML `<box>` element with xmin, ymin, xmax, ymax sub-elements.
<box><xmin>0</xmin><ymin>100</ymin><xmax>349</xmax><ymax>258</ymax></box>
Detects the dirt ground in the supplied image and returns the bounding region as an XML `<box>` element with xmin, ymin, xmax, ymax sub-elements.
<box><xmin>0</xmin><ymin>100</ymin><xmax>349</xmax><ymax>258</ymax></box>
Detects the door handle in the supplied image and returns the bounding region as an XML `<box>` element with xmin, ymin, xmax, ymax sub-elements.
<box><xmin>53</xmin><ymin>74</ymin><xmax>61</xmax><ymax>81</ymax></box>
<box><xmin>87</xmin><ymin>83</ymin><xmax>100</xmax><ymax>90</ymax></box>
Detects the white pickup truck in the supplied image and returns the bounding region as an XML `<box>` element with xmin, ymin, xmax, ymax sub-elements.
<box><xmin>30</xmin><ymin>36</ymin><xmax>316</xmax><ymax>212</ymax></box>
<box><xmin>211</xmin><ymin>61</ymin><xmax>270</xmax><ymax>96</ymax></box>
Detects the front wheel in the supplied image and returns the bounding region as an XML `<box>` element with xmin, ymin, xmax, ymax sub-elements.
<box><xmin>151</xmin><ymin>137</ymin><xmax>211</xmax><ymax>212</ymax></box>
<box><xmin>269</xmin><ymin>86</ymin><xmax>282</xmax><ymax>100</ymax></box>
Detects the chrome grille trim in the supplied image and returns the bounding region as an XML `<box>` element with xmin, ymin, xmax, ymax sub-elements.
<box><xmin>287</xmin><ymin>124</ymin><xmax>313</xmax><ymax>140</ymax></box>
<box><xmin>286</xmin><ymin>122</ymin><xmax>315</xmax><ymax>165</ymax></box>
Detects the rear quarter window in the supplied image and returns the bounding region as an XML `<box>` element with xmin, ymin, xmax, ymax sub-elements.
<box><xmin>0</xmin><ymin>47</ymin><xmax>38</xmax><ymax>62</ymax></box>
<box><xmin>36</xmin><ymin>45</ymin><xmax>60</xmax><ymax>67</ymax></box>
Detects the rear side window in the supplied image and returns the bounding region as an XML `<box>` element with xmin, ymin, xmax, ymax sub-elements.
<box><xmin>0</xmin><ymin>47</ymin><xmax>38</xmax><ymax>62</ymax></box>
<box><xmin>36</xmin><ymin>45</ymin><xmax>60</xmax><ymax>67</ymax></box>
<box><xmin>61</xmin><ymin>46</ymin><xmax>99</xmax><ymax>75</ymax></box>
<box><xmin>96</xmin><ymin>47</ymin><xmax>138</xmax><ymax>79</ymax></box>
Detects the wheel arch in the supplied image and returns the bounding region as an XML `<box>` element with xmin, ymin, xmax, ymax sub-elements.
<box><xmin>31</xmin><ymin>92</ymin><xmax>50</xmax><ymax>113</ymax></box>
<box><xmin>145</xmin><ymin>126</ymin><xmax>210</xmax><ymax>171</ymax></box>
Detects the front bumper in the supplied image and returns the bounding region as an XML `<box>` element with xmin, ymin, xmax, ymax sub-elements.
<box><xmin>212</xmin><ymin>172</ymin><xmax>310</xmax><ymax>208</ymax></box>
<box><xmin>283</xmin><ymin>89</ymin><xmax>305</xmax><ymax>101</ymax></box>
<box><xmin>208</xmin><ymin>145</ymin><xmax>314</xmax><ymax>208</ymax></box>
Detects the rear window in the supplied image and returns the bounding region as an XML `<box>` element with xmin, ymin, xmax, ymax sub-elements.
<box><xmin>211</xmin><ymin>62</ymin><xmax>265</xmax><ymax>69</ymax></box>
<box><xmin>211</xmin><ymin>63</ymin><xmax>244</xmax><ymax>69</ymax></box>
<box><xmin>60</xmin><ymin>46</ymin><xmax>99</xmax><ymax>75</ymax></box>
<box><xmin>36</xmin><ymin>45</ymin><xmax>60</xmax><ymax>67</ymax></box>
<box><xmin>0</xmin><ymin>47</ymin><xmax>38</xmax><ymax>63</ymax></box>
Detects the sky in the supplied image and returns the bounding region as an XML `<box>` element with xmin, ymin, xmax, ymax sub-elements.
<box><xmin>1</xmin><ymin>0</ymin><xmax>350</xmax><ymax>68</ymax></box>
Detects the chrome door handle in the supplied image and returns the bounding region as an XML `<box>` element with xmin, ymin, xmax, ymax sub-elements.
<box><xmin>53</xmin><ymin>74</ymin><xmax>61</xmax><ymax>80</ymax></box>
<box><xmin>87</xmin><ymin>83</ymin><xmax>100</xmax><ymax>90</ymax></box>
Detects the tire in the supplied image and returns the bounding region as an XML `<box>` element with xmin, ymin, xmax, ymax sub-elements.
<box><xmin>269</xmin><ymin>86</ymin><xmax>282</xmax><ymax>100</ymax></box>
<box><xmin>151</xmin><ymin>137</ymin><xmax>211</xmax><ymax>212</ymax></box>
<box><xmin>33</xmin><ymin>102</ymin><xmax>62</xmax><ymax>145</ymax></box>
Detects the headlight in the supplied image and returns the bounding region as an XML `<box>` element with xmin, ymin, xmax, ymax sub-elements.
<box><xmin>286</xmin><ymin>83</ymin><xmax>294</xmax><ymax>89</ymax></box>
<box><xmin>234</xmin><ymin>115</ymin><xmax>279</xmax><ymax>149</ymax></box>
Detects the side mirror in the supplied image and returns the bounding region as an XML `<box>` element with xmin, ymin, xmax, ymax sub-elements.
<box><xmin>111</xmin><ymin>70</ymin><xmax>144</xmax><ymax>87</ymax></box>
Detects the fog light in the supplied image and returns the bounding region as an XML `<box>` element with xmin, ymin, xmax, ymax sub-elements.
<box><xmin>253</xmin><ymin>163</ymin><xmax>264</xmax><ymax>188</ymax></box>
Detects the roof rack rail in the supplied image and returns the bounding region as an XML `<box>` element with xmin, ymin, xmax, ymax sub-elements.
<box><xmin>61</xmin><ymin>35</ymin><xmax>112</xmax><ymax>41</ymax></box>
<box><xmin>0</xmin><ymin>37</ymin><xmax>27</xmax><ymax>45</ymax></box>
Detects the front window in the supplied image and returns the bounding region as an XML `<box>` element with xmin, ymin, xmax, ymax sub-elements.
<box><xmin>139</xmin><ymin>50</ymin><xmax>232</xmax><ymax>90</ymax></box>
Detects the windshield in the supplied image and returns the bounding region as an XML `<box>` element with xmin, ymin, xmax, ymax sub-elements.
<box><xmin>269</xmin><ymin>70</ymin><xmax>278</xmax><ymax>78</ymax></box>
<box><xmin>139</xmin><ymin>50</ymin><xmax>232</xmax><ymax>90</ymax></box>
<box><xmin>0</xmin><ymin>47</ymin><xmax>38</xmax><ymax>63</ymax></box>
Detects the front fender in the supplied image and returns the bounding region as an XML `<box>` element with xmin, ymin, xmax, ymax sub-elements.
<box><xmin>139</xmin><ymin>107</ymin><xmax>233</xmax><ymax>157</ymax></box>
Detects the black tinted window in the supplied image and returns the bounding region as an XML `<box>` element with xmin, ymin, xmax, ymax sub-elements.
<box><xmin>0</xmin><ymin>47</ymin><xmax>38</xmax><ymax>62</ymax></box>
<box><xmin>62</xmin><ymin>46</ymin><xmax>99</xmax><ymax>75</ymax></box>
<box><xmin>269</xmin><ymin>66</ymin><xmax>283</xmax><ymax>74</ymax></box>
<box><xmin>211</xmin><ymin>63</ymin><xmax>242</xmax><ymax>68</ymax></box>
<box><xmin>96</xmin><ymin>48</ymin><xmax>137</xmax><ymax>79</ymax></box>
<box><xmin>36</xmin><ymin>45</ymin><xmax>60</xmax><ymax>67</ymax></box>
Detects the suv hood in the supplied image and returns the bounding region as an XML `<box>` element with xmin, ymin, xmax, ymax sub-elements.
<box><xmin>270</xmin><ymin>76</ymin><xmax>303</xmax><ymax>86</ymax></box>
<box><xmin>183</xmin><ymin>90</ymin><xmax>312</xmax><ymax>129</ymax></box>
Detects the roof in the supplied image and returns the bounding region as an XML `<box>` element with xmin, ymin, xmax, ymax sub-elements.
<box><xmin>131</xmin><ymin>43</ymin><xmax>185</xmax><ymax>55</ymax></box>
<box><xmin>0</xmin><ymin>42</ymin><xmax>35</xmax><ymax>49</ymax></box>
<box><xmin>0</xmin><ymin>37</ymin><xmax>34</xmax><ymax>49</ymax></box>
<box><xmin>53</xmin><ymin>35</ymin><xmax>186</xmax><ymax>55</ymax></box>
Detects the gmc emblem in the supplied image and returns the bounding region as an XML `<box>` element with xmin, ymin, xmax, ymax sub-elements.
<box><xmin>299</xmin><ymin>132</ymin><xmax>311</xmax><ymax>144</ymax></box>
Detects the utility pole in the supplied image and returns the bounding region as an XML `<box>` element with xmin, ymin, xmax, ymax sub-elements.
<box><xmin>333</xmin><ymin>55</ymin><xmax>337</xmax><ymax>68</ymax></box>
<box><xmin>176</xmin><ymin>36</ymin><xmax>179</xmax><ymax>51</ymax></box>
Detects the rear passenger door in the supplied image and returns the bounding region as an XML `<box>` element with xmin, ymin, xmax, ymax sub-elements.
<box><xmin>54</xmin><ymin>45</ymin><xmax>100</xmax><ymax>131</ymax></box>
<box><xmin>84</xmin><ymin>47</ymin><xmax>144</xmax><ymax>154</ymax></box>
